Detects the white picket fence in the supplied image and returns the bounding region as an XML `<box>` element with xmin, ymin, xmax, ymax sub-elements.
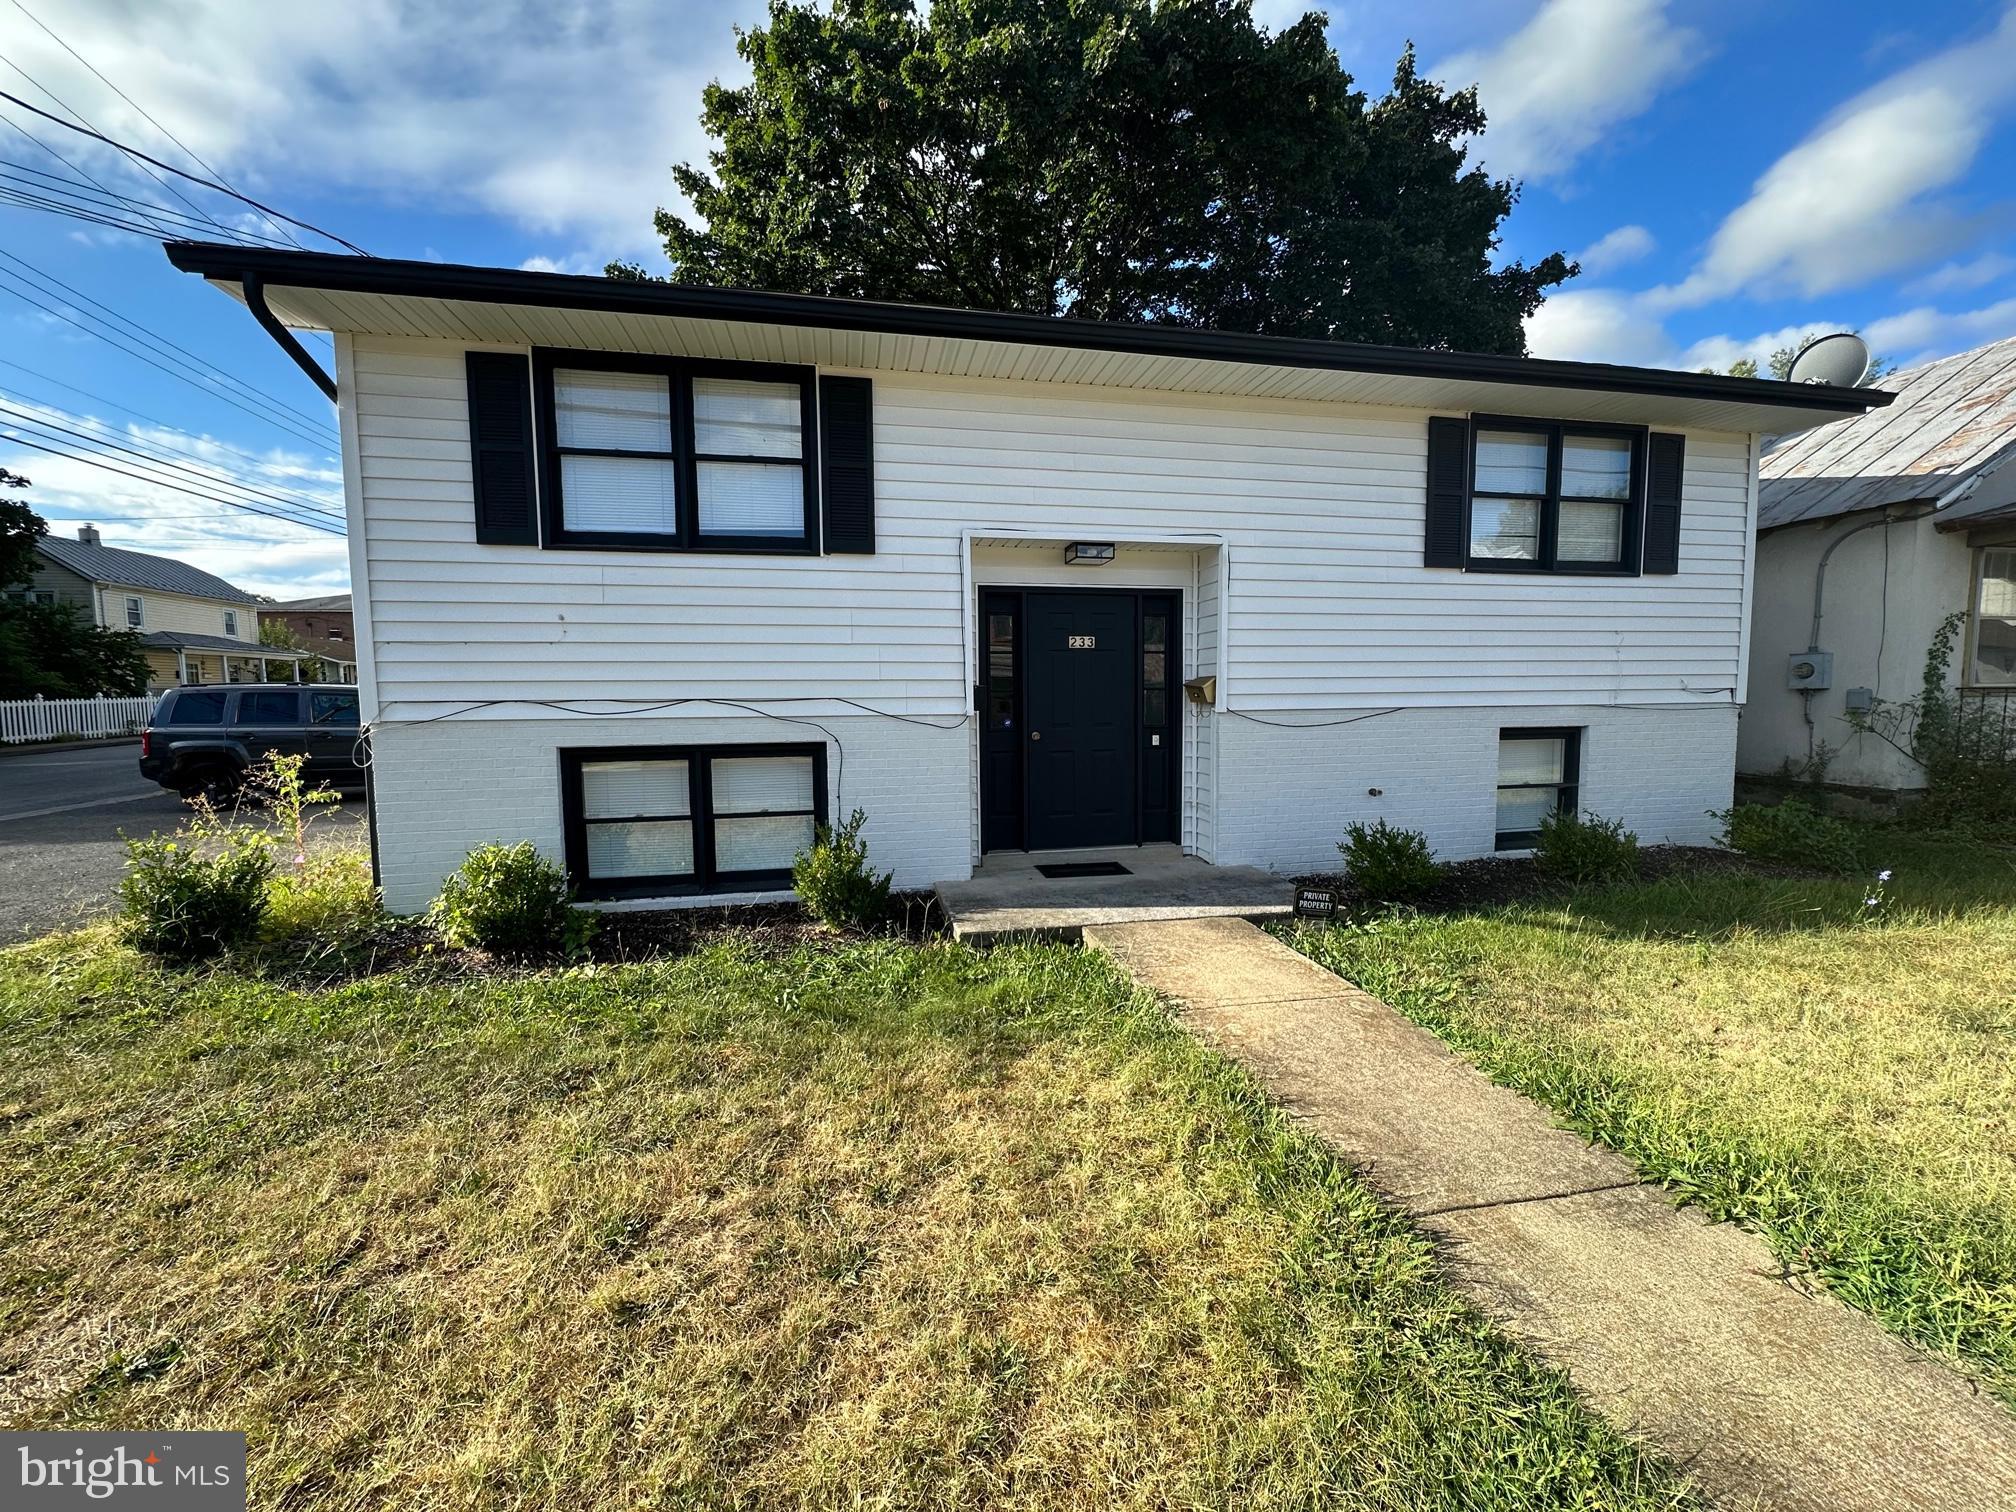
<box><xmin>0</xmin><ymin>694</ymin><xmax>157</xmax><ymax>744</ymax></box>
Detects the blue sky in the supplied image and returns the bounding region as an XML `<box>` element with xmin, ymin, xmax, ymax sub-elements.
<box><xmin>2</xmin><ymin>0</ymin><xmax>2014</xmax><ymax>600</ymax></box>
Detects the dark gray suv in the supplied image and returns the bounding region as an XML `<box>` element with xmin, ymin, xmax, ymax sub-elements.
<box><xmin>139</xmin><ymin>683</ymin><xmax>364</xmax><ymax>799</ymax></box>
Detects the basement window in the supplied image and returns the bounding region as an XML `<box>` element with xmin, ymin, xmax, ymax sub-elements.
<box><xmin>1470</xmin><ymin>418</ymin><xmax>1645</xmax><ymax>575</ymax></box>
<box><xmin>535</xmin><ymin>351</ymin><xmax>816</xmax><ymax>554</ymax></box>
<box><xmin>561</xmin><ymin>743</ymin><xmax>826</xmax><ymax>898</ymax></box>
<box><xmin>1496</xmin><ymin>727</ymin><xmax>1580</xmax><ymax>850</ymax></box>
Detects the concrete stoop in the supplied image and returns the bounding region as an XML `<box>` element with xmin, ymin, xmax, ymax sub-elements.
<box><xmin>1084</xmin><ymin>916</ymin><xmax>2016</xmax><ymax>1512</ymax></box>
<box><xmin>933</xmin><ymin>845</ymin><xmax>1294</xmax><ymax>944</ymax></box>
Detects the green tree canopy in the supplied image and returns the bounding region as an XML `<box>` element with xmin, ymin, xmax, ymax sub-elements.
<box><xmin>620</xmin><ymin>0</ymin><xmax>1572</xmax><ymax>354</ymax></box>
<box><xmin>0</xmin><ymin>469</ymin><xmax>41</xmax><ymax>591</ymax></box>
<box><xmin>0</xmin><ymin>483</ymin><xmax>149</xmax><ymax>699</ymax></box>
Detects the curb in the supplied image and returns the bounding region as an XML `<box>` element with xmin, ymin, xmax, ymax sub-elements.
<box><xmin>0</xmin><ymin>736</ymin><xmax>141</xmax><ymax>758</ymax></box>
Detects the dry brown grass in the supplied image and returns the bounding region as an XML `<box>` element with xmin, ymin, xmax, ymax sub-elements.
<box><xmin>0</xmin><ymin>932</ymin><xmax>1689</xmax><ymax>1510</ymax></box>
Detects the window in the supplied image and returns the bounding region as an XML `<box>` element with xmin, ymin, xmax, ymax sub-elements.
<box><xmin>1971</xmin><ymin>548</ymin><xmax>2016</xmax><ymax>688</ymax></box>
<box><xmin>237</xmin><ymin>689</ymin><xmax>300</xmax><ymax>723</ymax></box>
<box><xmin>223</xmin><ymin>610</ymin><xmax>239</xmax><ymax>637</ymax></box>
<box><xmin>310</xmin><ymin>690</ymin><xmax>360</xmax><ymax>725</ymax></box>
<box><xmin>536</xmin><ymin>351</ymin><xmax>816</xmax><ymax>552</ymax></box>
<box><xmin>163</xmin><ymin>688</ymin><xmax>227</xmax><ymax>725</ymax></box>
<box><xmin>1142</xmin><ymin>607</ymin><xmax>1169</xmax><ymax>734</ymax></box>
<box><xmin>561</xmin><ymin>743</ymin><xmax>826</xmax><ymax>897</ymax></box>
<box><xmin>1496</xmin><ymin>728</ymin><xmax>1580</xmax><ymax>849</ymax></box>
<box><xmin>1469</xmin><ymin>419</ymin><xmax>1645</xmax><ymax>574</ymax></box>
<box><xmin>124</xmin><ymin>595</ymin><xmax>144</xmax><ymax>628</ymax></box>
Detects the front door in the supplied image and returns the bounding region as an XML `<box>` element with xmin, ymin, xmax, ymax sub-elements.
<box><xmin>1025</xmin><ymin>591</ymin><xmax>1138</xmax><ymax>850</ymax></box>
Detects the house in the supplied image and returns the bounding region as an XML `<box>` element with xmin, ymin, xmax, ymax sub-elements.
<box><xmin>1738</xmin><ymin>335</ymin><xmax>2016</xmax><ymax>794</ymax></box>
<box><xmin>165</xmin><ymin>243</ymin><xmax>1888</xmax><ymax>914</ymax></box>
<box><xmin>258</xmin><ymin>593</ymin><xmax>359</xmax><ymax>682</ymax></box>
<box><xmin>23</xmin><ymin>525</ymin><xmax>311</xmax><ymax>691</ymax></box>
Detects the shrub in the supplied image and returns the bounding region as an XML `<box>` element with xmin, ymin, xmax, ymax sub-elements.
<box><xmin>263</xmin><ymin>841</ymin><xmax>383</xmax><ymax>958</ymax></box>
<box><xmin>427</xmin><ymin>842</ymin><xmax>596</xmax><ymax>957</ymax></box>
<box><xmin>792</xmin><ymin>808</ymin><xmax>893</xmax><ymax>931</ymax></box>
<box><xmin>1534</xmin><ymin>810</ymin><xmax>1640</xmax><ymax>884</ymax></box>
<box><xmin>118</xmin><ymin>830</ymin><xmax>273</xmax><ymax>961</ymax></box>
<box><xmin>1339</xmin><ymin>819</ymin><xmax>1442</xmax><ymax>902</ymax></box>
<box><xmin>1715</xmin><ymin>799</ymin><xmax>1866</xmax><ymax>872</ymax></box>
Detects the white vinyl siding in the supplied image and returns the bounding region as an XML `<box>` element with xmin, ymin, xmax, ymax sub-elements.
<box><xmin>345</xmin><ymin>338</ymin><xmax>1751</xmax><ymax>716</ymax></box>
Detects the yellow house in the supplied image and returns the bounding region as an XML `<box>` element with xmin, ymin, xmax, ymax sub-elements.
<box><xmin>25</xmin><ymin>525</ymin><xmax>310</xmax><ymax>692</ymax></box>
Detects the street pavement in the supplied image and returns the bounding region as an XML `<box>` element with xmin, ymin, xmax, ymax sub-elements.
<box><xmin>0</xmin><ymin>742</ymin><xmax>365</xmax><ymax>945</ymax></box>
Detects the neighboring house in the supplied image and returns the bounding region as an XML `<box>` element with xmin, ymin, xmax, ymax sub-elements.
<box><xmin>167</xmin><ymin>244</ymin><xmax>1886</xmax><ymax>914</ymax></box>
<box><xmin>259</xmin><ymin>593</ymin><xmax>359</xmax><ymax>682</ymax></box>
<box><xmin>1739</xmin><ymin>336</ymin><xmax>2016</xmax><ymax>792</ymax></box>
<box><xmin>23</xmin><ymin>525</ymin><xmax>309</xmax><ymax>691</ymax></box>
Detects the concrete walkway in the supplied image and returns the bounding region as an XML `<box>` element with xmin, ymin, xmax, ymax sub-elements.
<box><xmin>1085</xmin><ymin>916</ymin><xmax>2016</xmax><ymax>1512</ymax></box>
<box><xmin>934</xmin><ymin>844</ymin><xmax>1292</xmax><ymax>944</ymax></box>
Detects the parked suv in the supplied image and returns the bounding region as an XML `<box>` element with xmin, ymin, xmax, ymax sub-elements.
<box><xmin>140</xmin><ymin>683</ymin><xmax>364</xmax><ymax>799</ymax></box>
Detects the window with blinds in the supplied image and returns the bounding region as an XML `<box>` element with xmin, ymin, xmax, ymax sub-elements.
<box><xmin>536</xmin><ymin>354</ymin><xmax>814</xmax><ymax>551</ymax></box>
<box><xmin>1467</xmin><ymin>418</ymin><xmax>1647</xmax><ymax>574</ymax></box>
<box><xmin>562</xmin><ymin>743</ymin><xmax>826</xmax><ymax>897</ymax></box>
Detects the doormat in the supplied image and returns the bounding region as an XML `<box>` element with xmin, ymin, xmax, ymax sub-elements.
<box><xmin>1035</xmin><ymin>861</ymin><xmax>1132</xmax><ymax>879</ymax></box>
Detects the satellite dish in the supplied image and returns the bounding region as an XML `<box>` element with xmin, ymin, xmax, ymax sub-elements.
<box><xmin>1786</xmin><ymin>332</ymin><xmax>1871</xmax><ymax>387</ymax></box>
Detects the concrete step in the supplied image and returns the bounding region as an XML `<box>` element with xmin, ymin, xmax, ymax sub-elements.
<box><xmin>934</xmin><ymin>849</ymin><xmax>1294</xmax><ymax>944</ymax></box>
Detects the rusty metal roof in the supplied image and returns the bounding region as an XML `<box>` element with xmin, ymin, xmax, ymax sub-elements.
<box><xmin>1760</xmin><ymin>334</ymin><xmax>2016</xmax><ymax>530</ymax></box>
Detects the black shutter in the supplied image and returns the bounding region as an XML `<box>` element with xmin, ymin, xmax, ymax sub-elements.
<box><xmin>1424</xmin><ymin>414</ymin><xmax>1470</xmax><ymax>567</ymax></box>
<box><xmin>464</xmin><ymin>352</ymin><xmax>538</xmax><ymax>545</ymax></box>
<box><xmin>1643</xmin><ymin>432</ymin><xmax>1685</xmax><ymax>574</ymax></box>
<box><xmin>819</xmin><ymin>375</ymin><xmax>875</xmax><ymax>554</ymax></box>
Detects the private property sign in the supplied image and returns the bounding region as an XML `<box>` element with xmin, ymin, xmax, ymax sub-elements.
<box><xmin>1292</xmin><ymin>885</ymin><xmax>1340</xmax><ymax>920</ymax></box>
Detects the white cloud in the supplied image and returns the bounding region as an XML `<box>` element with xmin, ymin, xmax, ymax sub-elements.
<box><xmin>1523</xmin><ymin>288</ymin><xmax>1675</xmax><ymax>365</ymax></box>
<box><xmin>519</xmin><ymin>253</ymin><xmax>608</xmax><ymax>276</ymax></box>
<box><xmin>1435</xmin><ymin>0</ymin><xmax>1704</xmax><ymax>182</ymax></box>
<box><xmin>1864</xmin><ymin>296</ymin><xmax>2016</xmax><ymax>366</ymax></box>
<box><xmin>0</xmin><ymin>0</ymin><xmax>767</xmax><ymax>260</ymax></box>
<box><xmin>1572</xmin><ymin>225</ymin><xmax>1656</xmax><ymax>277</ymax></box>
<box><xmin>1906</xmin><ymin>252</ymin><xmax>2016</xmax><ymax>297</ymax></box>
<box><xmin>0</xmin><ymin>400</ymin><xmax>348</xmax><ymax>599</ymax></box>
<box><xmin>1652</xmin><ymin>8</ymin><xmax>2016</xmax><ymax>309</ymax></box>
<box><xmin>1675</xmin><ymin>323</ymin><xmax>1848</xmax><ymax>374</ymax></box>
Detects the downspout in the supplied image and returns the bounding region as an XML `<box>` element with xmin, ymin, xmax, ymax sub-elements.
<box><xmin>242</xmin><ymin>273</ymin><xmax>337</xmax><ymax>402</ymax></box>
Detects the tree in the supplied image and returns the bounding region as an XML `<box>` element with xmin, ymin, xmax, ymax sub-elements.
<box><xmin>259</xmin><ymin>616</ymin><xmax>324</xmax><ymax>681</ymax></box>
<box><xmin>1700</xmin><ymin>333</ymin><xmax>1891</xmax><ymax>384</ymax></box>
<box><xmin>0</xmin><ymin>483</ymin><xmax>150</xmax><ymax>698</ymax></box>
<box><xmin>619</xmin><ymin>0</ymin><xmax>1573</xmax><ymax>354</ymax></box>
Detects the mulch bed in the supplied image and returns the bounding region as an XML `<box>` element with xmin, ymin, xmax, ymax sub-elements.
<box><xmin>1290</xmin><ymin>844</ymin><xmax>1809</xmax><ymax>916</ymax></box>
<box><xmin>586</xmin><ymin>889</ymin><xmax>947</xmax><ymax>962</ymax></box>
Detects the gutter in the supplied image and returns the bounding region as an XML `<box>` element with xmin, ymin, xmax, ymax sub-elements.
<box><xmin>164</xmin><ymin>240</ymin><xmax>1892</xmax><ymax>417</ymax></box>
<box><xmin>242</xmin><ymin>272</ymin><xmax>337</xmax><ymax>402</ymax></box>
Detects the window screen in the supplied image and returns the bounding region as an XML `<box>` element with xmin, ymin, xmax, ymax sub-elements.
<box><xmin>1496</xmin><ymin>729</ymin><xmax>1580</xmax><ymax>849</ymax></box>
<box><xmin>553</xmin><ymin>368</ymin><xmax>678</xmax><ymax>535</ymax></box>
<box><xmin>124</xmin><ymin>595</ymin><xmax>144</xmax><ymax>627</ymax></box>
<box><xmin>711</xmin><ymin>754</ymin><xmax>817</xmax><ymax>874</ymax></box>
<box><xmin>579</xmin><ymin>758</ymin><xmax>694</xmax><ymax>880</ymax></box>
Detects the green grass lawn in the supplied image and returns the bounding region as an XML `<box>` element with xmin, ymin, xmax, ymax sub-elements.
<box><xmin>1279</xmin><ymin>833</ymin><xmax>2016</xmax><ymax>1405</ymax></box>
<box><xmin>0</xmin><ymin>931</ymin><xmax>1691</xmax><ymax>1510</ymax></box>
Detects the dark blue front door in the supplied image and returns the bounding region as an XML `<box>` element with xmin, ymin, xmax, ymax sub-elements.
<box><xmin>1025</xmin><ymin>591</ymin><xmax>1137</xmax><ymax>850</ymax></box>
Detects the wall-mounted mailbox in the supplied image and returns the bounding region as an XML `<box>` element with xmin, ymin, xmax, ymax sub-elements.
<box><xmin>1183</xmin><ymin>674</ymin><xmax>1216</xmax><ymax>707</ymax></box>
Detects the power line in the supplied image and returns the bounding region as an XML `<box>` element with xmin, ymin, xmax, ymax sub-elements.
<box><xmin>0</xmin><ymin>264</ymin><xmax>336</xmax><ymax>451</ymax></box>
<box><xmin>0</xmin><ymin>354</ymin><xmax>334</xmax><ymax>476</ymax></box>
<box><xmin>0</xmin><ymin>430</ymin><xmax>344</xmax><ymax>533</ymax></box>
<box><xmin>0</xmin><ymin>248</ymin><xmax>335</xmax><ymax>435</ymax></box>
<box><xmin>4</xmin><ymin>0</ymin><xmax>310</xmax><ymax>252</ymax></box>
<box><xmin>0</xmin><ymin>397</ymin><xmax>345</xmax><ymax>525</ymax></box>
<box><xmin>0</xmin><ymin>410</ymin><xmax>344</xmax><ymax>532</ymax></box>
<box><xmin>0</xmin><ymin>87</ymin><xmax>369</xmax><ymax>254</ymax></box>
<box><xmin>0</xmin><ymin>48</ymin><xmax>248</xmax><ymax>245</ymax></box>
<box><xmin>0</xmin><ymin>101</ymin><xmax>180</xmax><ymax>238</ymax></box>
<box><xmin>0</xmin><ymin>164</ymin><xmax>283</xmax><ymax>243</ymax></box>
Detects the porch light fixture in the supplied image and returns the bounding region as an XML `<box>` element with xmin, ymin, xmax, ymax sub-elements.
<box><xmin>1064</xmin><ymin>542</ymin><xmax>1116</xmax><ymax>565</ymax></box>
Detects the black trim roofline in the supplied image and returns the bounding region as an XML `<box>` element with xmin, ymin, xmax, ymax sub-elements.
<box><xmin>164</xmin><ymin>241</ymin><xmax>1893</xmax><ymax>415</ymax></box>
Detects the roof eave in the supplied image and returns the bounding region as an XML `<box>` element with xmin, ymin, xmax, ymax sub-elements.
<box><xmin>163</xmin><ymin>240</ymin><xmax>1893</xmax><ymax>419</ymax></box>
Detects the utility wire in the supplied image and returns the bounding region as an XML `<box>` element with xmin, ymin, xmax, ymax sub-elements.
<box><xmin>0</xmin><ymin>248</ymin><xmax>335</xmax><ymax>436</ymax></box>
<box><xmin>0</xmin><ymin>48</ymin><xmax>247</xmax><ymax>244</ymax></box>
<box><xmin>0</xmin><ymin>166</ymin><xmax>283</xmax><ymax>243</ymax></box>
<box><xmin>0</xmin><ymin>355</ymin><xmax>330</xmax><ymax>475</ymax></box>
<box><xmin>0</xmin><ymin>101</ymin><xmax>181</xmax><ymax>238</ymax></box>
<box><xmin>0</xmin><ymin>397</ymin><xmax>345</xmax><ymax>525</ymax></box>
<box><xmin>0</xmin><ymin>411</ymin><xmax>343</xmax><ymax>531</ymax></box>
<box><xmin>0</xmin><ymin>430</ymin><xmax>344</xmax><ymax>533</ymax></box>
<box><xmin>4</xmin><ymin>0</ymin><xmax>311</xmax><ymax>252</ymax></box>
<box><xmin>0</xmin><ymin>275</ymin><xmax>334</xmax><ymax>452</ymax></box>
<box><xmin>0</xmin><ymin>88</ymin><xmax>369</xmax><ymax>254</ymax></box>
